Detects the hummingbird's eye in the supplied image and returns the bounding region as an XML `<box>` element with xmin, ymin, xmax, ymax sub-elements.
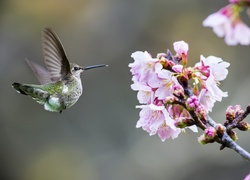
<box><xmin>74</xmin><ymin>67</ymin><xmax>79</xmax><ymax>71</ymax></box>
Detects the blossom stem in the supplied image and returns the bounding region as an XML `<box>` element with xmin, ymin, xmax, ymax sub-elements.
<box><xmin>171</xmin><ymin>100</ymin><xmax>207</xmax><ymax>130</ymax></box>
<box><xmin>180</xmin><ymin>81</ymin><xmax>208</xmax><ymax>130</ymax></box>
<box><xmin>189</xmin><ymin>110</ymin><xmax>207</xmax><ymax>130</ymax></box>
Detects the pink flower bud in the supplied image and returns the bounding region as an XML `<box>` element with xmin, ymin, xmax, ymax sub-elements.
<box><xmin>173</xmin><ymin>85</ymin><xmax>184</xmax><ymax>98</ymax></box>
<box><xmin>226</xmin><ymin>105</ymin><xmax>236</xmax><ymax>121</ymax></box>
<box><xmin>186</xmin><ymin>96</ymin><xmax>199</xmax><ymax>109</ymax></box>
<box><xmin>228</xmin><ymin>130</ymin><xmax>238</xmax><ymax>141</ymax></box>
<box><xmin>215</xmin><ymin>123</ymin><xmax>225</xmax><ymax>137</ymax></box>
<box><xmin>173</xmin><ymin>41</ymin><xmax>189</xmax><ymax>56</ymax></box>
<box><xmin>205</xmin><ymin>127</ymin><xmax>216</xmax><ymax>139</ymax></box>
<box><xmin>237</xmin><ymin>121</ymin><xmax>250</xmax><ymax>131</ymax></box>
<box><xmin>234</xmin><ymin>105</ymin><xmax>244</xmax><ymax>116</ymax></box>
<box><xmin>195</xmin><ymin>105</ymin><xmax>207</xmax><ymax>123</ymax></box>
<box><xmin>165</xmin><ymin>96</ymin><xmax>178</xmax><ymax>104</ymax></box>
<box><xmin>198</xmin><ymin>134</ymin><xmax>215</xmax><ymax>145</ymax></box>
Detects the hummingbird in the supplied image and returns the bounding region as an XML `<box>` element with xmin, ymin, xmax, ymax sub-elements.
<box><xmin>12</xmin><ymin>27</ymin><xmax>108</xmax><ymax>113</ymax></box>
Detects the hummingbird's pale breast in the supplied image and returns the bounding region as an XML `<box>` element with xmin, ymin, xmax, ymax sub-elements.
<box><xmin>44</xmin><ymin>77</ymin><xmax>83</xmax><ymax>112</ymax></box>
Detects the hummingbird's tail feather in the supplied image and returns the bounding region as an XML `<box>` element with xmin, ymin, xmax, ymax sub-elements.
<box><xmin>12</xmin><ymin>82</ymin><xmax>28</xmax><ymax>95</ymax></box>
<box><xmin>12</xmin><ymin>82</ymin><xmax>49</xmax><ymax>104</ymax></box>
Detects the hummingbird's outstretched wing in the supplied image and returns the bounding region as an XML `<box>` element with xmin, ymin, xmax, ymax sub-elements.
<box><xmin>42</xmin><ymin>27</ymin><xmax>71</xmax><ymax>81</ymax></box>
<box><xmin>26</xmin><ymin>59</ymin><xmax>52</xmax><ymax>84</ymax></box>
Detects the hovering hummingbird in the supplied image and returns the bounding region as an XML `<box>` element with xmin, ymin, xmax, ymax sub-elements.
<box><xmin>12</xmin><ymin>27</ymin><xmax>108</xmax><ymax>113</ymax></box>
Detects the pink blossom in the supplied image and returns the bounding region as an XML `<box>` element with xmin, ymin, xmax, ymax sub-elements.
<box><xmin>173</xmin><ymin>41</ymin><xmax>189</xmax><ymax>56</ymax></box>
<box><xmin>195</xmin><ymin>55</ymin><xmax>229</xmax><ymax>102</ymax></box>
<box><xmin>203</xmin><ymin>6</ymin><xmax>232</xmax><ymax>38</ymax></box>
<box><xmin>136</xmin><ymin>104</ymin><xmax>181</xmax><ymax>141</ymax></box>
<box><xmin>205</xmin><ymin>74</ymin><xmax>228</xmax><ymax>101</ymax></box>
<box><xmin>200</xmin><ymin>55</ymin><xmax>230</xmax><ymax>81</ymax></box>
<box><xmin>172</xmin><ymin>64</ymin><xmax>183</xmax><ymax>73</ymax></box>
<box><xmin>131</xmin><ymin>80</ymin><xmax>153</xmax><ymax>104</ymax></box>
<box><xmin>198</xmin><ymin>89</ymin><xmax>216</xmax><ymax>112</ymax></box>
<box><xmin>225</xmin><ymin>21</ymin><xmax>250</xmax><ymax>45</ymax></box>
<box><xmin>148</xmin><ymin>69</ymin><xmax>182</xmax><ymax>100</ymax></box>
<box><xmin>136</xmin><ymin>104</ymin><xmax>164</xmax><ymax>135</ymax></box>
<box><xmin>129</xmin><ymin>51</ymin><xmax>160</xmax><ymax>83</ymax></box>
<box><xmin>203</xmin><ymin>4</ymin><xmax>250</xmax><ymax>45</ymax></box>
<box><xmin>244</xmin><ymin>173</ymin><xmax>250</xmax><ymax>180</ymax></box>
<box><xmin>157</xmin><ymin>126</ymin><xmax>181</xmax><ymax>141</ymax></box>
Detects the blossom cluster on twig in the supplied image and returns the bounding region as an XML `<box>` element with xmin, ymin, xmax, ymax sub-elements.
<box><xmin>129</xmin><ymin>41</ymin><xmax>250</xmax><ymax>160</ymax></box>
<box><xmin>129</xmin><ymin>41</ymin><xmax>227</xmax><ymax>141</ymax></box>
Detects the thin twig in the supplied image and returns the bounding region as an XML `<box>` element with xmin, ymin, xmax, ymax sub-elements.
<box><xmin>182</xmin><ymin>84</ymin><xmax>250</xmax><ymax>160</ymax></box>
<box><xmin>207</xmin><ymin>115</ymin><xmax>250</xmax><ymax>160</ymax></box>
<box><xmin>227</xmin><ymin>105</ymin><xmax>250</xmax><ymax>131</ymax></box>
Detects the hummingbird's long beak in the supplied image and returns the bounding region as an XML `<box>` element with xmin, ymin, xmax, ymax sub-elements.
<box><xmin>83</xmin><ymin>64</ymin><xmax>108</xmax><ymax>70</ymax></box>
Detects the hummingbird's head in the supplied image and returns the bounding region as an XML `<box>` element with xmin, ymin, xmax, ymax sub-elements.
<box><xmin>70</xmin><ymin>63</ymin><xmax>108</xmax><ymax>78</ymax></box>
<box><xmin>70</xmin><ymin>63</ymin><xmax>84</xmax><ymax>78</ymax></box>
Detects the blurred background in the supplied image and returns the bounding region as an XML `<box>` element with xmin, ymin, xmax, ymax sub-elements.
<box><xmin>1</xmin><ymin>0</ymin><xmax>250</xmax><ymax>179</ymax></box>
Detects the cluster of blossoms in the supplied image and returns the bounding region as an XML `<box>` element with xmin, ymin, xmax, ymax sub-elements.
<box><xmin>203</xmin><ymin>0</ymin><xmax>250</xmax><ymax>45</ymax></box>
<box><xmin>129</xmin><ymin>41</ymin><xmax>230</xmax><ymax>141</ymax></box>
